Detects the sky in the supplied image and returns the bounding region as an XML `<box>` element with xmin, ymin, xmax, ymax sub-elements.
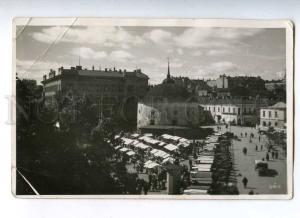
<box><xmin>16</xmin><ymin>25</ymin><xmax>286</xmax><ymax>84</ymax></box>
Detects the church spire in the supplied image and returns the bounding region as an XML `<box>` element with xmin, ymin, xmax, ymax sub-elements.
<box><xmin>162</xmin><ymin>57</ymin><xmax>175</xmax><ymax>84</ymax></box>
<box><xmin>167</xmin><ymin>57</ymin><xmax>170</xmax><ymax>79</ymax></box>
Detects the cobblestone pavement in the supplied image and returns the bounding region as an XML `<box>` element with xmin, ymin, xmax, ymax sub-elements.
<box><xmin>209</xmin><ymin>125</ymin><xmax>287</xmax><ymax>195</ymax></box>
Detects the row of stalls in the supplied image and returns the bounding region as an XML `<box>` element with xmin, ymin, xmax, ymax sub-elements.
<box><xmin>113</xmin><ymin>133</ymin><xmax>192</xmax><ymax>172</ymax></box>
<box><xmin>184</xmin><ymin>134</ymin><xmax>219</xmax><ymax>195</ymax></box>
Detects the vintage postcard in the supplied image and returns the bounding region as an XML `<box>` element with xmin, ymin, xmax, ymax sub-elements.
<box><xmin>12</xmin><ymin>18</ymin><xmax>294</xmax><ymax>199</ymax></box>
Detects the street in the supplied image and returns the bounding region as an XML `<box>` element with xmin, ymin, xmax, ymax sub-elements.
<box><xmin>209</xmin><ymin>125</ymin><xmax>287</xmax><ymax>194</ymax></box>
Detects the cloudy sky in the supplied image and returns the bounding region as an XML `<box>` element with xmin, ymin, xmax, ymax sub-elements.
<box><xmin>16</xmin><ymin>25</ymin><xmax>286</xmax><ymax>84</ymax></box>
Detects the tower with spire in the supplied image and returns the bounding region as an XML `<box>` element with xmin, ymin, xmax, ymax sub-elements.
<box><xmin>163</xmin><ymin>57</ymin><xmax>175</xmax><ymax>84</ymax></box>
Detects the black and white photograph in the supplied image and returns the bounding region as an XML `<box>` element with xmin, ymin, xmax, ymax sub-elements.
<box><xmin>12</xmin><ymin>18</ymin><xmax>294</xmax><ymax>198</ymax></box>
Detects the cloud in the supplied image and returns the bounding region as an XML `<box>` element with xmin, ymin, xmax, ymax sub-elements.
<box><xmin>31</xmin><ymin>26</ymin><xmax>145</xmax><ymax>48</ymax></box>
<box><xmin>207</xmin><ymin>49</ymin><xmax>230</xmax><ymax>56</ymax></box>
<box><xmin>192</xmin><ymin>50</ymin><xmax>204</xmax><ymax>56</ymax></box>
<box><xmin>174</xmin><ymin>27</ymin><xmax>263</xmax><ymax>49</ymax></box>
<box><xmin>72</xmin><ymin>47</ymin><xmax>107</xmax><ymax>59</ymax></box>
<box><xmin>208</xmin><ymin>61</ymin><xmax>238</xmax><ymax>72</ymax></box>
<box><xmin>16</xmin><ymin>59</ymin><xmax>70</xmax><ymax>82</ymax></box>
<box><xmin>109</xmin><ymin>50</ymin><xmax>134</xmax><ymax>62</ymax></box>
<box><xmin>144</xmin><ymin>29</ymin><xmax>172</xmax><ymax>44</ymax></box>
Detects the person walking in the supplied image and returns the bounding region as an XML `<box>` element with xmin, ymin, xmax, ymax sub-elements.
<box><xmin>261</xmin><ymin>144</ymin><xmax>263</xmax><ymax>151</ymax></box>
<box><xmin>143</xmin><ymin>182</ymin><xmax>149</xmax><ymax>195</ymax></box>
<box><xmin>266</xmin><ymin>152</ymin><xmax>270</xmax><ymax>161</ymax></box>
<box><xmin>242</xmin><ymin>177</ymin><xmax>248</xmax><ymax>188</ymax></box>
<box><xmin>255</xmin><ymin>145</ymin><xmax>258</xmax><ymax>151</ymax></box>
<box><xmin>271</xmin><ymin>151</ymin><xmax>275</xmax><ymax>159</ymax></box>
<box><xmin>242</xmin><ymin>147</ymin><xmax>247</xmax><ymax>155</ymax></box>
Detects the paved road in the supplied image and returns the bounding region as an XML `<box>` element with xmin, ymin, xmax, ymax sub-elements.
<box><xmin>210</xmin><ymin>125</ymin><xmax>287</xmax><ymax>195</ymax></box>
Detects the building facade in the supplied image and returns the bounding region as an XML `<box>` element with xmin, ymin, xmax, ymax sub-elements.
<box><xmin>199</xmin><ymin>97</ymin><xmax>269</xmax><ymax>126</ymax></box>
<box><xmin>42</xmin><ymin>65</ymin><xmax>148</xmax><ymax>100</ymax></box>
<box><xmin>206</xmin><ymin>74</ymin><xmax>229</xmax><ymax>89</ymax></box>
<box><xmin>137</xmin><ymin>60</ymin><xmax>213</xmax><ymax>132</ymax></box>
<box><xmin>260</xmin><ymin>102</ymin><xmax>286</xmax><ymax>130</ymax></box>
<box><xmin>42</xmin><ymin>65</ymin><xmax>149</xmax><ymax>121</ymax></box>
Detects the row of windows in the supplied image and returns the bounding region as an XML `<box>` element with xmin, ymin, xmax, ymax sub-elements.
<box><xmin>262</xmin><ymin>121</ymin><xmax>278</xmax><ymax>127</ymax></box>
<box><xmin>204</xmin><ymin>106</ymin><xmax>255</xmax><ymax>114</ymax></box>
<box><xmin>262</xmin><ymin>110</ymin><xmax>278</xmax><ymax>118</ymax></box>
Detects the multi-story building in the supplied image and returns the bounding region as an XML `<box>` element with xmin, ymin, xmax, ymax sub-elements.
<box><xmin>173</xmin><ymin>77</ymin><xmax>211</xmax><ymax>97</ymax></box>
<box><xmin>42</xmin><ymin>65</ymin><xmax>149</xmax><ymax>120</ymax></box>
<box><xmin>199</xmin><ymin>97</ymin><xmax>269</xmax><ymax>126</ymax></box>
<box><xmin>207</xmin><ymin>74</ymin><xmax>228</xmax><ymax>89</ymax></box>
<box><xmin>260</xmin><ymin>102</ymin><xmax>286</xmax><ymax>130</ymax></box>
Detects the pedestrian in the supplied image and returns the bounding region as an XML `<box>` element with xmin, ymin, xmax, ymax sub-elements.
<box><xmin>266</xmin><ymin>152</ymin><xmax>270</xmax><ymax>161</ymax></box>
<box><xmin>261</xmin><ymin>144</ymin><xmax>263</xmax><ymax>151</ymax></box>
<box><xmin>259</xmin><ymin>135</ymin><xmax>261</xmax><ymax>142</ymax></box>
<box><xmin>143</xmin><ymin>182</ymin><xmax>149</xmax><ymax>195</ymax></box>
<box><xmin>255</xmin><ymin>145</ymin><xmax>258</xmax><ymax>151</ymax></box>
<box><xmin>271</xmin><ymin>151</ymin><xmax>275</xmax><ymax>159</ymax></box>
<box><xmin>242</xmin><ymin>147</ymin><xmax>247</xmax><ymax>155</ymax></box>
<box><xmin>242</xmin><ymin>177</ymin><xmax>248</xmax><ymax>188</ymax></box>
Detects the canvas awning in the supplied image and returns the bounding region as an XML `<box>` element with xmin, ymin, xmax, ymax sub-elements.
<box><xmin>164</xmin><ymin>143</ymin><xmax>178</xmax><ymax>151</ymax></box>
<box><xmin>121</xmin><ymin>137</ymin><xmax>134</xmax><ymax>145</ymax></box>
<box><xmin>136</xmin><ymin>143</ymin><xmax>149</xmax><ymax>150</ymax></box>
<box><xmin>150</xmin><ymin>149</ymin><xmax>159</xmax><ymax>154</ymax></box>
<box><xmin>131</xmin><ymin>133</ymin><xmax>140</xmax><ymax>138</ymax></box>
<box><xmin>161</xmin><ymin>134</ymin><xmax>173</xmax><ymax>140</ymax></box>
<box><xmin>119</xmin><ymin>147</ymin><xmax>129</xmax><ymax>152</ymax></box>
<box><xmin>158</xmin><ymin>141</ymin><xmax>166</xmax><ymax>146</ymax></box>
<box><xmin>170</xmin><ymin>135</ymin><xmax>181</xmax><ymax>141</ymax></box>
<box><xmin>154</xmin><ymin>150</ymin><xmax>167</xmax><ymax>158</ymax></box>
<box><xmin>126</xmin><ymin>151</ymin><xmax>136</xmax><ymax>156</ymax></box>
<box><xmin>162</xmin><ymin>157</ymin><xmax>174</xmax><ymax>164</ymax></box>
<box><xmin>145</xmin><ymin>162</ymin><xmax>160</xmax><ymax>169</ymax></box>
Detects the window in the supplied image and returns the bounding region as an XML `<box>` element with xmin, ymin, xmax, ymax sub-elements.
<box><xmin>275</xmin><ymin>122</ymin><xmax>278</xmax><ymax>127</ymax></box>
<box><xmin>218</xmin><ymin>107</ymin><xmax>220</xmax><ymax>112</ymax></box>
<box><xmin>263</xmin><ymin>121</ymin><xmax>266</xmax><ymax>126</ymax></box>
<box><xmin>233</xmin><ymin>108</ymin><xmax>236</xmax><ymax>114</ymax></box>
<box><xmin>269</xmin><ymin>111</ymin><xmax>272</xmax><ymax>118</ymax></box>
<box><xmin>222</xmin><ymin>107</ymin><xmax>225</xmax><ymax>113</ymax></box>
<box><xmin>228</xmin><ymin>107</ymin><xmax>231</xmax><ymax>113</ymax></box>
<box><xmin>275</xmin><ymin>111</ymin><xmax>278</xmax><ymax>118</ymax></box>
<box><xmin>150</xmin><ymin>119</ymin><xmax>155</xmax><ymax>125</ymax></box>
<box><xmin>213</xmin><ymin>107</ymin><xmax>215</xmax><ymax>112</ymax></box>
<box><xmin>268</xmin><ymin>122</ymin><xmax>271</xmax><ymax>126</ymax></box>
<box><xmin>238</xmin><ymin>108</ymin><xmax>240</xmax><ymax>115</ymax></box>
<box><xmin>263</xmin><ymin>110</ymin><xmax>265</xmax><ymax>117</ymax></box>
